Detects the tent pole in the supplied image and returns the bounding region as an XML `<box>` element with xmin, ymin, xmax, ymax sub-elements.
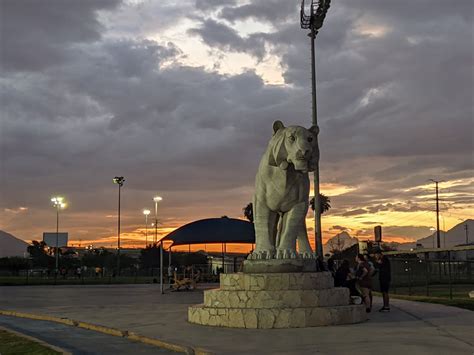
<box><xmin>160</xmin><ymin>240</ymin><xmax>164</xmax><ymax>294</ymax></box>
<box><xmin>168</xmin><ymin>245</ymin><xmax>172</xmax><ymax>287</ymax></box>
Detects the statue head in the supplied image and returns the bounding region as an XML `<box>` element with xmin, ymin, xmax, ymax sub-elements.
<box><xmin>268</xmin><ymin>120</ymin><xmax>319</xmax><ymax>173</ymax></box>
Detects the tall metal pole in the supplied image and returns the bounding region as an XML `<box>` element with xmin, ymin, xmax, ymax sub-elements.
<box><xmin>113</xmin><ymin>177</ymin><xmax>125</xmax><ymax>275</ymax></box>
<box><xmin>301</xmin><ymin>0</ymin><xmax>330</xmax><ymax>258</ymax></box>
<box><xmin>55</xmin><ymin>204</ymin><xmax>59</xmax><ymax>272</ymax></box>
<box><xmin>145</xmin><ymin>213</ymin><xmax>148</xmax><ymax>247</ymax></box>
<box><xmin>154</xmin><ymin>199</ymin><xmax>158</xmax><ymax>245</ymax></box>
<box><xmin>430</xmin><ymin>179</ymin><xmax>441</xmax><ymax>248</ymax></box>
<box><xmin>310</xmin><ymin>26</ymin><xmax>322</xmax><ymax>258</ymax></box>
<box><xmin>117</xmin><ymin>183</ymin><xmax>121</xmax><ymax>275</ymax></box>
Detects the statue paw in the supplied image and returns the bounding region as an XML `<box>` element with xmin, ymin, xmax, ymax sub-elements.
<box><xmin>276</xmin><ymin>249</ymin><xmax>298</xmax><ymax>259</ymax></box>
<box><xmin>249</xmin><ymin>249</ymin><xmax>275</xmax><ymax>260</ymax></box>
<box><xmin>301</xmin><ymin>252</ymin><xmax>315</xmax><ymax>259</ymax></box>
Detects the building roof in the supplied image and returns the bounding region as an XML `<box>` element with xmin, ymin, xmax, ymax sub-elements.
<box><xmin>162</xmin><ymin>217</ymin><xmax>255</xmax><ymax>246</ymax></box>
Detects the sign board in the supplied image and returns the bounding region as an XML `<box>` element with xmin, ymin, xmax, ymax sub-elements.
<box><xmin>43</xmin><ymin>232</ymin><xmax>68</xmax><ymax>247</ymax></box>
<box><xmin>374</xmin><ymin>225</ymin><xmax>382</xmax><ymax>242</ymax></box>
<box><xmin>358</xmin><ymin>241</ymin><xmax>368</xmax><ymax>255</ymax></box>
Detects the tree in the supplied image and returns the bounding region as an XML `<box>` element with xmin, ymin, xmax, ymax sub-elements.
<box><xmin>243</xmin><ymin>203</ymin><xmax>254</xmax><ymax>223</ymax></box>
<box><xmin>310</xmin><ymin>193</ymin><xmax>331</xmax><ymax>215</ymax></box>
<box><xmin>27</xmin><ymin>240</ymin><xmax>54</xmax><ymax>268</ymax></box>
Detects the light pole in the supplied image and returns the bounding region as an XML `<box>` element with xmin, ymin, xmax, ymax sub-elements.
<box><xmin>300</xmin><ymin>0</ymin><xmax>331</xmax><ymax>258</ymax></box>
<box><xmin>153</xmin><ymin>195</ymin><xmax>164</xmax><ymax>294</ymax></box>
<box><xmin>51</xmin><ymin>196</ymin><xmax>66</xmax><ymax>274</ymax></box>
<box><xmin>143</xmin><ymin>209</ymin><xmax>151</xmax><ymax>248</ymax></box>
<box><xmin>113</xmin><ymin>176</ymin><xmax>125</xmax><ymax>275</ymax></box>
<box><xmin>153</xmin><ymin>196</ymin><xmax>162</xmax><ymax>244</ymax></box>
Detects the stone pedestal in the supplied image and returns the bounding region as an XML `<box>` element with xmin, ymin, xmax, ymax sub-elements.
<box><xmin>188</xmin><ymin>269</ymin><xmax>367</xmax><ymax>329</ymax></box>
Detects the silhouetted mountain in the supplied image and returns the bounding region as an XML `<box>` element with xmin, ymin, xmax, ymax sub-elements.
<box><xmin>323</xmin><ymin>231</ymin><xmax>359</xmax><ymax>253</ymax></box>
<box><xmin>399</xmin><ymin>219</ymin><xmax>473</xmax><ymax>250</ymax></box>
<box><xmin>0</xmin><ymin>230</ymin><xmax>29</xmax><ymax>257</ymax></box>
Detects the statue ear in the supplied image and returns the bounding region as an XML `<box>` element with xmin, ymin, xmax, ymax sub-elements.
<box><xmin>268</xmin><ymin>132</ymin><xmax>288</xmax><ymax>169</ymax></box>
<box><xmin>273</xmin><ymin>120</ymin><xmax>285</xmax><ymax>135</ymax></box>
<box><xmin>309</xmin><ymin>125</ymin><xmax>319</xmax><ymax>136</ymax></box>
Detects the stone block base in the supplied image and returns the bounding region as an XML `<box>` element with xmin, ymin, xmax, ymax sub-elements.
<box><xmin>204</xmin><ymin>288</ymin><xmax>350</xmax><ymax>308</ymax></box>
<box><xmin>188</xmin><ymin>304</ymin><xmax>367</xmax><ymax>329</ymax></box>
<box><xmin>189</xmin><ymin>271</ymin><xmax>367</xmax><ymax>329</ymax></box>
<box><xmin>220</xmin><ymin>272</ymin><xmax>334</xmax><ymax>291</ymax></box>
<box><xmin>242</xmin><ymin>259</ymin><xmax>317</xmax><ymax>273</ymax></box>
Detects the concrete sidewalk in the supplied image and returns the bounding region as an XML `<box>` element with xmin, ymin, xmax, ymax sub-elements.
<box><xmin>0</xmin><ymin>284</ymin><xmax>473</xmax><ymax>354</ymax></box>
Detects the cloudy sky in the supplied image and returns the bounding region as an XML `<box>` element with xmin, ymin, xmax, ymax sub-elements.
<box><xmin>1</xmin><ymin>0</ymin><xmax>472</xmax><ymax>250</ymax></box>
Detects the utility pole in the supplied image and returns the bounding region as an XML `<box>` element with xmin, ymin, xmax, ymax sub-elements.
<box><xmin>300</xmin><ymin>0</ymin><xmax>331</xmax><ymax>258</ymax></box>
<box><xmin>113</xmin><ymin>177</ymin><xmax>125</xmax><ymax>275</ymax></box>
<box><xmin>465</xmin><ymin>224</ymin><xmax>469</xmax><ymax>245</ymax></box>
<box><xmin>430</xmin><ymin>179</ymin><xmax>441</xmax><ymax>248</ymax></box>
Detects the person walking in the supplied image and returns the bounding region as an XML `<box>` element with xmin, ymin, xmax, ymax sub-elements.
<box><xmin>355</xmin><ymin>254</ymin><xmax>372</xmax><ymax>313</ymax></box>
<box><xmin>375</xmin><ymin>249</ymin><xmax>391</xmax><ymax>312</ymax></box>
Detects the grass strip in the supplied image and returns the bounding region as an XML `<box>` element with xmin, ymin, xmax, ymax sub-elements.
<box><xmin>375</xmin><ymin>292</ymin><xmax>474</xmax><ymax>311</ymax></box>
<box><xmin>0</xmin><ymin>328</ymin><xmax>62</xmax><ymax>355</ymax></box>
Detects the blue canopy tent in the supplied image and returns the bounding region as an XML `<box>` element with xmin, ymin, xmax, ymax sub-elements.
<box><xmin>158</xmin><ymin>217</ymin><xmax>255</xmax><ymax>292</ymax></box>
<box><xmin>161</xmin><ymin>217</ymin><xmax>255</xmax><ymax>246</ymax></box>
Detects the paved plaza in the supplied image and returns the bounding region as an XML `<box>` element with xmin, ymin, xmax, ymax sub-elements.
<box><xmin>0</xmin><ymin>284</ymin><xmax>473</xmax><ymax>354</ymax></box>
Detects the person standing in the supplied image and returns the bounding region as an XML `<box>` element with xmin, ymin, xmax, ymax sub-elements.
<box><xmin>375</xmin><ymin>249</ymin><xmax>391</xmax><ymax>312</ymax></box>
<box><xmin>355</xmin><ymin>254</ymin><xmax>372</xmax><ymax>313</ymax></box>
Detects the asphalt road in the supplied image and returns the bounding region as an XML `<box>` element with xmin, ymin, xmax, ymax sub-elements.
<box><xmin>0</xmin><ymin>315</ymin><xmax>174</xmax><ymax>355</ymax></box>
<box><xmin>1</xmin><ymin>284</ymin><xmax>473</xmax><ymax>354</ymax></box>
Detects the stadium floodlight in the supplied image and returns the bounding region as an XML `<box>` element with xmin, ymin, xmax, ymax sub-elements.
<box><xmin>143</xmin><ymin>209</ymin><xmax>151</xmax><ymax>247</ymax></box>
<box><xmin>51</xmin><ymin>196</ymin><xmax>66</xmax><ymax>275</ymax></box>
<box><xmin>113</xmin><ymin>176</ymin><xmax>125</xmax><ymax>275</ymax></box>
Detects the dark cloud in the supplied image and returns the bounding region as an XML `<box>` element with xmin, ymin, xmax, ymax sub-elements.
<box><xmin>0</xmin><ymin>0</ymin><xmax>121</xmax><ymax>72</ymax></box>
<box><xmin>1</xmin><ymin>0</ymin><xmax>472</xmax><ymax>242</ymax></box>
<box><xmin>341</xmin><ymin>208</ymin><xmax>368</xmax><ymax>217</ymax></box>
<box><xmin>195</xmin><ymin>0</ymin><xmax>236</xmax><ymax>11</ymax></box>
<box><xmin>219</xmin><ymin>0</ymin><xmax>297</xmax><ymax>23</ymax></box>
<box><xmin>187</xmin><ymin>18</ymin><xmax>266</xmax><ymax>60</ymax></box>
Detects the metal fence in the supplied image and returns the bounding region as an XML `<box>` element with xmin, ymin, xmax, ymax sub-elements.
<box><xmin>386</xmin><ymin>255</ymin><xmax>473</xmax><ymax>299</ymax></box>
<box><xmin>0</xmin><ymin>263</ymin><xmax>219</xmax><ymax>286</ymax></box>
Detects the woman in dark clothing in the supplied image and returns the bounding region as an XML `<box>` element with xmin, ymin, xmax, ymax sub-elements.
<box><xmin>375</xmin><ymin>250</ymin><xmax>391</xmax><ymax>312</ymax></box>
<box><xmin>335</xmin><ymin>260</ymin><xmax>359</xmax><ymax>297</ymax></box>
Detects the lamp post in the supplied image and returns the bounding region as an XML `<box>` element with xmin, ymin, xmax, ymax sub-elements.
<box><xmin>51</xmin><ymin>196</ymin><xmax>66</xmax><ymax>274</ymax></box>
<box><xmin>113</xmin><ymin>176</ymin><xmax>125</xmax><ymax>275</ymax></box>
<box><xmin>300</xmin><ymin>0</ymin><xmax>331</xmax><ymax>258</ymax></box>
<box><xmin>153</xmin><ymin>195</ymin><xmax>164</xmax><ymax>294</ymax></box>
<box><xmin>143</xmin><ymin>209</ymin><xmax>151</xmax><ymax>248</ymax></box>
<box><xmin>153</xmin><ymin>196</ymin><xmax>162</xmax><ymax>244</ymax></box>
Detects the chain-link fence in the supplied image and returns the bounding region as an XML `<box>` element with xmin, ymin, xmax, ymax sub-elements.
<box><xmin>386</xmin><ymin>252</ymin><xmax>473</xmax><ymax>299</ymax></box>
<box><xmin>0</xmin><ymin>263</ymin><xmax>219</xmax><ymax>286</ymax></box>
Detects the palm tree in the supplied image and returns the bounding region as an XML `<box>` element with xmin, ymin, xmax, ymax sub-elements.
<box><xmin>243</xmin><ymin>202</ymin><xmax>254</xmax><ymax>223</ymax></box>
<box><xmin>310</xmin><ymin>193</ymin><xmax>331</xmax><ymax>215</ymax></box>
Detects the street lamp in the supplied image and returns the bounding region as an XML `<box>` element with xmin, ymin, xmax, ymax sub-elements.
<box><xmin>143</xmin><ymin>209</ymin><xmax>151</xmax><ymax>248</ymax></box>
<box><xmin>153</xmin><ymin>196</ymin><xmax>162</xmax><ymax>244</ymax></box>
<box><xmin>300</xmin><ymin>0</ymin><xmax>331</xmax><ymax>258</ymax></box>
<box><xmin>51</xmin><ymin>196</ymin><xmax>66</xmax><ymax>274</ymax></box>
<box><xmin>153</xmin><ymin>195</ymin><xmax>164</xmax><ymax>294</ymax></box>
<box><xmin>113</xmin><ymin>176</ymin><xmax>125</xmax><ymax>275</ymax></box>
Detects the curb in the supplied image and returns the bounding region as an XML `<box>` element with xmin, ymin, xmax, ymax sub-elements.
<box><xmin>0</xmin><ymin>310</ymin><xmax>212</xmax><ymax>355</ymax></box>
<box><xmin>0</xmin><ymin>325</ymin><xmax>72</xmax><ymax>355</ymax></box>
